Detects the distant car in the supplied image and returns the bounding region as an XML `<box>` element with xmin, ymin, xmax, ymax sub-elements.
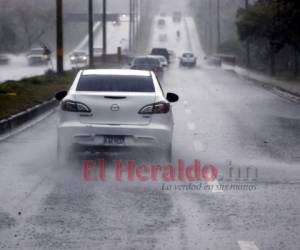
<box><xmin>172</xmin><ymin>12</ymin><xmax>182</xmax><ymax>22</ymax></box>
<box><xmin>27</xmin><ymin>48</ymin><xmax>50</xmax><ymax>66</ymax></box>
<box><xmin>112</xmin><ymin>20</ymin><xmax>121</xmax><ymax>26</ymax></box>
<box><xmin>131</xmin><ymin>56</ymin><xmax>164</xmax><ymax>76</ymax></box>
<box><xmin>180</xmin><ymin>52</ymin><xmax>197</xmax><ymax>67</ymax></box>
<box><xmin>70</xmin><ymin>51</ymin><xmax>88</xmax><ymax>66</ymax></box>
<box><xmin>204</xmin><ymin>56</ymin><xmax>222</xmax><ymax>66</ymax></box>
<box><xmin>55</xmin><ymin>69</ymin><xmax>179</xmax><ymax>164</ymax></box>
<box><xmin>157</xmin><ymin>19</ymin><xmax>166</xmax><ymax>27</ymax></box>
<box><xmin>151</xmin><ymin>55</ymin><xmax>168</xmax><ymax>68</ymax></box>
<box><xmin>0</xmin><ymin>54</ymin><xmax>9</xmax><ymax>65</ymax></box>
<box><xmin>159</xmin><ymin>34</ymin><xmax>168</xmax><ymax>42</ymax></box>
<box><xmin>150</xmin><ymin>48</ymin><xmax>170</xmax><ymax>63</ymax></box>
<box><xmin>93</xmin><ymin>48</ymin><xmax>103</xmax><ymax>58</ymax></box>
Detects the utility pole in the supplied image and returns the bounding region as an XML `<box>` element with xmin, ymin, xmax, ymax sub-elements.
<box><xmin>133</xmin><ymin>0</ymin><xmax>137</xmax><ymax>51</ymax></box>
<box><xmin>136</xmin><ymin>0</ymin><xmax>140</xmax><ymax>48</ymax></box>
<box><xmin>209</xmin><ymin>0</ymin><xmax>213</xmax><ymax>54</ymax></box>
<box><xmin>217</xmin><ymin>0</ymin><xmax>221</xmax><ymax>51</ymax></box>
<box><xmin>129</xmin><ymin>0</ymin><xmax>133</xmax><ymax>52</ymax></box>
<box><xmin>245</xmin><ymin>0</ymin><xmax>251</xmax><ymax>67</ymax></box>
<box><xmin>102</xmin><ymin>0</ymin><xmax>107</xmax><ymax>60</ymax></box>
<box><xmin>88</xmin><ymin>0</ymin><xmax>94</xmax><ymax>68</ymax></box>
<box><xmin>56</xmin><ymin>0</ymin><xmax>64</xmax><ymax>74</ymax></box>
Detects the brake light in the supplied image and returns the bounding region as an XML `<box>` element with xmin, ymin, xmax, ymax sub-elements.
<box><xmin>139</xmin><ymin>102</ymin><xmax>170</xmax><ymax>114</ymax></box>
<box><xmin>61</xmin><ymin>100</ymin><xmax>91</xmax><ymax>113</ymax></box>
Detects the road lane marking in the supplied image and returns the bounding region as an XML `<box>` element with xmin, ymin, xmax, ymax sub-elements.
<box><xmin>0</xmin><ymin>109</ymin><xmax>55</xmax><ymax>142</ymax></box>
<box><xmin>193</xmin><ymin>141</ymin><xmax>205</xmax><ymax>152</ymax></box>
<box><xmin>185</xmin><ymin>108</ymin><xmax>192</xmax><ymax>114</ymax></box>
<box><xmin>187</xmin><ymin>122</ymin><xmax>196</xmax><ymax>131</ymax></box>
<box><xmin>238</xmin><ymin>241</ymin><xmax>259</xmax><ymax>250</ymax></box>
<box><xmin>208</xmin><ymin>179</ymin><xmax>224</xmax><ymax>193</ymax></box>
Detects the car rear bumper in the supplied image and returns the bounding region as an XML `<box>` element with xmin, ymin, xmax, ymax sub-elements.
<box><xmin>180</xmin><ymin>60</ymin><xmax>196</xmax><ymax>66</ymax></box>
<box><xmin>58</xmin><ymin>121</ymin><xmax>173</xmax><ymax>151</ymax></box>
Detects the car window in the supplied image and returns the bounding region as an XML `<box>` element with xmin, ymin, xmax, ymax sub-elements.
<box><xmin>76</xmin><ymin>75</ymin><xmax>155</xmax><ymax>92</ymax></box>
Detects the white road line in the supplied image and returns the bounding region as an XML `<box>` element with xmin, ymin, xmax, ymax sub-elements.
<box><xmin>185</xmin><ymin>108</ymin><xmax>192</xmax><ymax>114</ymax></box>
<box><xmin>208</xmin><ymin>179</ymin><xmax>224</xmax><ymax>193</ymax></box>
<box><xmin>183</xmin><ymin>100</ymin><xmax>189</xmax><ymax>106</ymax></box>
<box><xmin>238</xmin><ymin>241</ymin><xmax>259</xmax><ymax>250</ymax></box>
<box><xmin>187</xmin><ymin>122</ymin><xmax>196</xmax><ymax>131</ymax></box>
<box><xmin>193</xmin><ymin>141</ymin><xmax>205</xmax><ymax>152</ymax></box>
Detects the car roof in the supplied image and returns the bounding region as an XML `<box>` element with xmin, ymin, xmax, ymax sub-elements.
<box><xmin>135</xmin><ymin>55</ymin><xmax>160</xmax><ymax>59</ymax></box>
<box><xmin>82</xmin><ymin>69</ymin><xmax>151</xmax><ymax>77</ymax></box>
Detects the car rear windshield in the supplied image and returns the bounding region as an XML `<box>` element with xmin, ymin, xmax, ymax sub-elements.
<box><xmin>133</xmin><ymin>58</ymin><xmax>160</xmax><ymax>67</ymax></box>
<box><xmin>30</xmin><ymin>49</ymin><xmax>44</xmax><ymax>55</ymax></box>
<box><xmin>183</xmin><ymin>53</ymin><xmax>194</xmax><ymax>57</ymax></box>
<box><xmin>76</xmin><ymin>75</ymin><xmax>155</xmax><ymax>92</ymax></box>
<box><xmin>151</xmin><ymin>49</ymin><xmax>168</xmax><ymax>54</ymax></box>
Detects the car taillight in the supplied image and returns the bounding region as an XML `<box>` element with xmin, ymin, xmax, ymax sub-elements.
<box><xmin>61</xmin><ymin>100</ymin><xmax>91</xmax><ymax>113</ymax></box>
<box><xmin>139</xmin><ymin>102</ymin><xmax>170</xmax><ymax>114</ymax></box>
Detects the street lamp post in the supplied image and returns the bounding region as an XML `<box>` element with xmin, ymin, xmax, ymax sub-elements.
<box><xmin>217</xmin><ymin>0</ymin><xmax>221</xmax><ymax>51</ymax></box>
<box><xmin>245</xmin><ymin>0</ymin><xmax>251</xmax><ymax>67</ymax></box>
<box><xmin>102</xmin><ymin>0</ymin><xmax>107</xmax><ymax>60</ymax></box>
<box><xmin>88</xmin><ymin>0</ymin><xmax>94</xmax><ymax>68</ymax></box>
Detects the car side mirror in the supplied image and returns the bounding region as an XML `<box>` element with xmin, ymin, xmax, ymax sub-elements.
<box><xmin>166</xmin><ymin>92</ymin><xmax>179</xmax><ymax>103</ymax></box>
<box><xmin>55</xmin><ymin>90</ymin><xmax>67</xmax><ymax>101</ymax></box>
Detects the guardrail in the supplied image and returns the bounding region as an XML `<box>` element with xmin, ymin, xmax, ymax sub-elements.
<box><xmin>0</xmin><ymin>99</ymin><xmax>58</xmax><ymax>136</ymax></box>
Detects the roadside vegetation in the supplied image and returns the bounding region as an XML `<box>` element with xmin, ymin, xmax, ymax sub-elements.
<box><xmin>0</xmin><ymin>70</ymin><xmax>76</xmax><ymax>120</ymax></box>
<box><xmin>191</xmin><ymin>0</ymin><xmax>300</xmax><ymax>78</ymax></box>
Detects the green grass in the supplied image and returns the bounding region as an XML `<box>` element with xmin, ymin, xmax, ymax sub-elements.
<box><xmin>0</xmin><ymin>70</ymin><xmax>77</xmax><ymax>120</ymax></box>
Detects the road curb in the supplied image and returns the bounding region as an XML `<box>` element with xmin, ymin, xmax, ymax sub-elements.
<box><xmin>222</xmin><ymin>64</ymin><xmax>300</xmax><ymax>99</ymax></box>
<box><xmin>0</xmin><ymin>99</ymin><xmax>58</xmax><ymax>136</ymax></box>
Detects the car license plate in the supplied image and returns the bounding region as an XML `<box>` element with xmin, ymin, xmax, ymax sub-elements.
<box><xmin>104</xmin><ymin>136</ymin><xmax>125</xmax><ymax>145</ymax></box>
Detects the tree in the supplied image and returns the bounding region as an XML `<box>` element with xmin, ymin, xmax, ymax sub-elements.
<box><xmin>0</xmin><ymin>0</ymin><xmax>17</xmax><ymax>52</ymax></box>
<box><xmin>16</xmin><ymin>3</ymin><xmax>55</xmax><ymax>50</ymax></box>
<box><xmin>276</xmin><ymin>0</ymin><xmax>300</xmax><ymax>76</ymax></box>
<box><xmin>237</xmin><ymin>0</ymin><xmax>286</xmax><ymax>76</ymax></box>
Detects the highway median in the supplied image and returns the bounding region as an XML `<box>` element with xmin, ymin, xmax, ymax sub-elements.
<box><xmin>0</xmin><ymin>70</ymin><xmax>77</xmax><ymax>136</ymax></box>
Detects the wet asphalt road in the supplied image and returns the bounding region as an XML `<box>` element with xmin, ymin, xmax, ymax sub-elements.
<box><xmin>1</xmin><ymin>10</ymin><xmax>300</xmax><ymax>250</ymax></box>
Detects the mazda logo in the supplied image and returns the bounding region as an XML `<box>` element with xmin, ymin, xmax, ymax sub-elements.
<box><xmin>111</xmin><ymin>104</ymin><xmax>120</xmax><ymax>111</ymax></box>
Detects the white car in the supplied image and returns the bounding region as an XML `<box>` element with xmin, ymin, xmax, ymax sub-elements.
<box><xmin>27</xmin><ymin>48</ymin><xmax>50</xmax><ymax>66</ymax></box>
<box><xmin>69</xmin><ymin>51</ymin><xmax>88</xmax><ymax>66</ymax></box>
<box><xmin>55</xmin><ymin>69</ymin><xmax>179</xmax><ymax>164</ymax></box>
<box><xmin>180</xmin><ymin>52</ymin><xmax>197</xmax><ymax>67</ymax></box>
